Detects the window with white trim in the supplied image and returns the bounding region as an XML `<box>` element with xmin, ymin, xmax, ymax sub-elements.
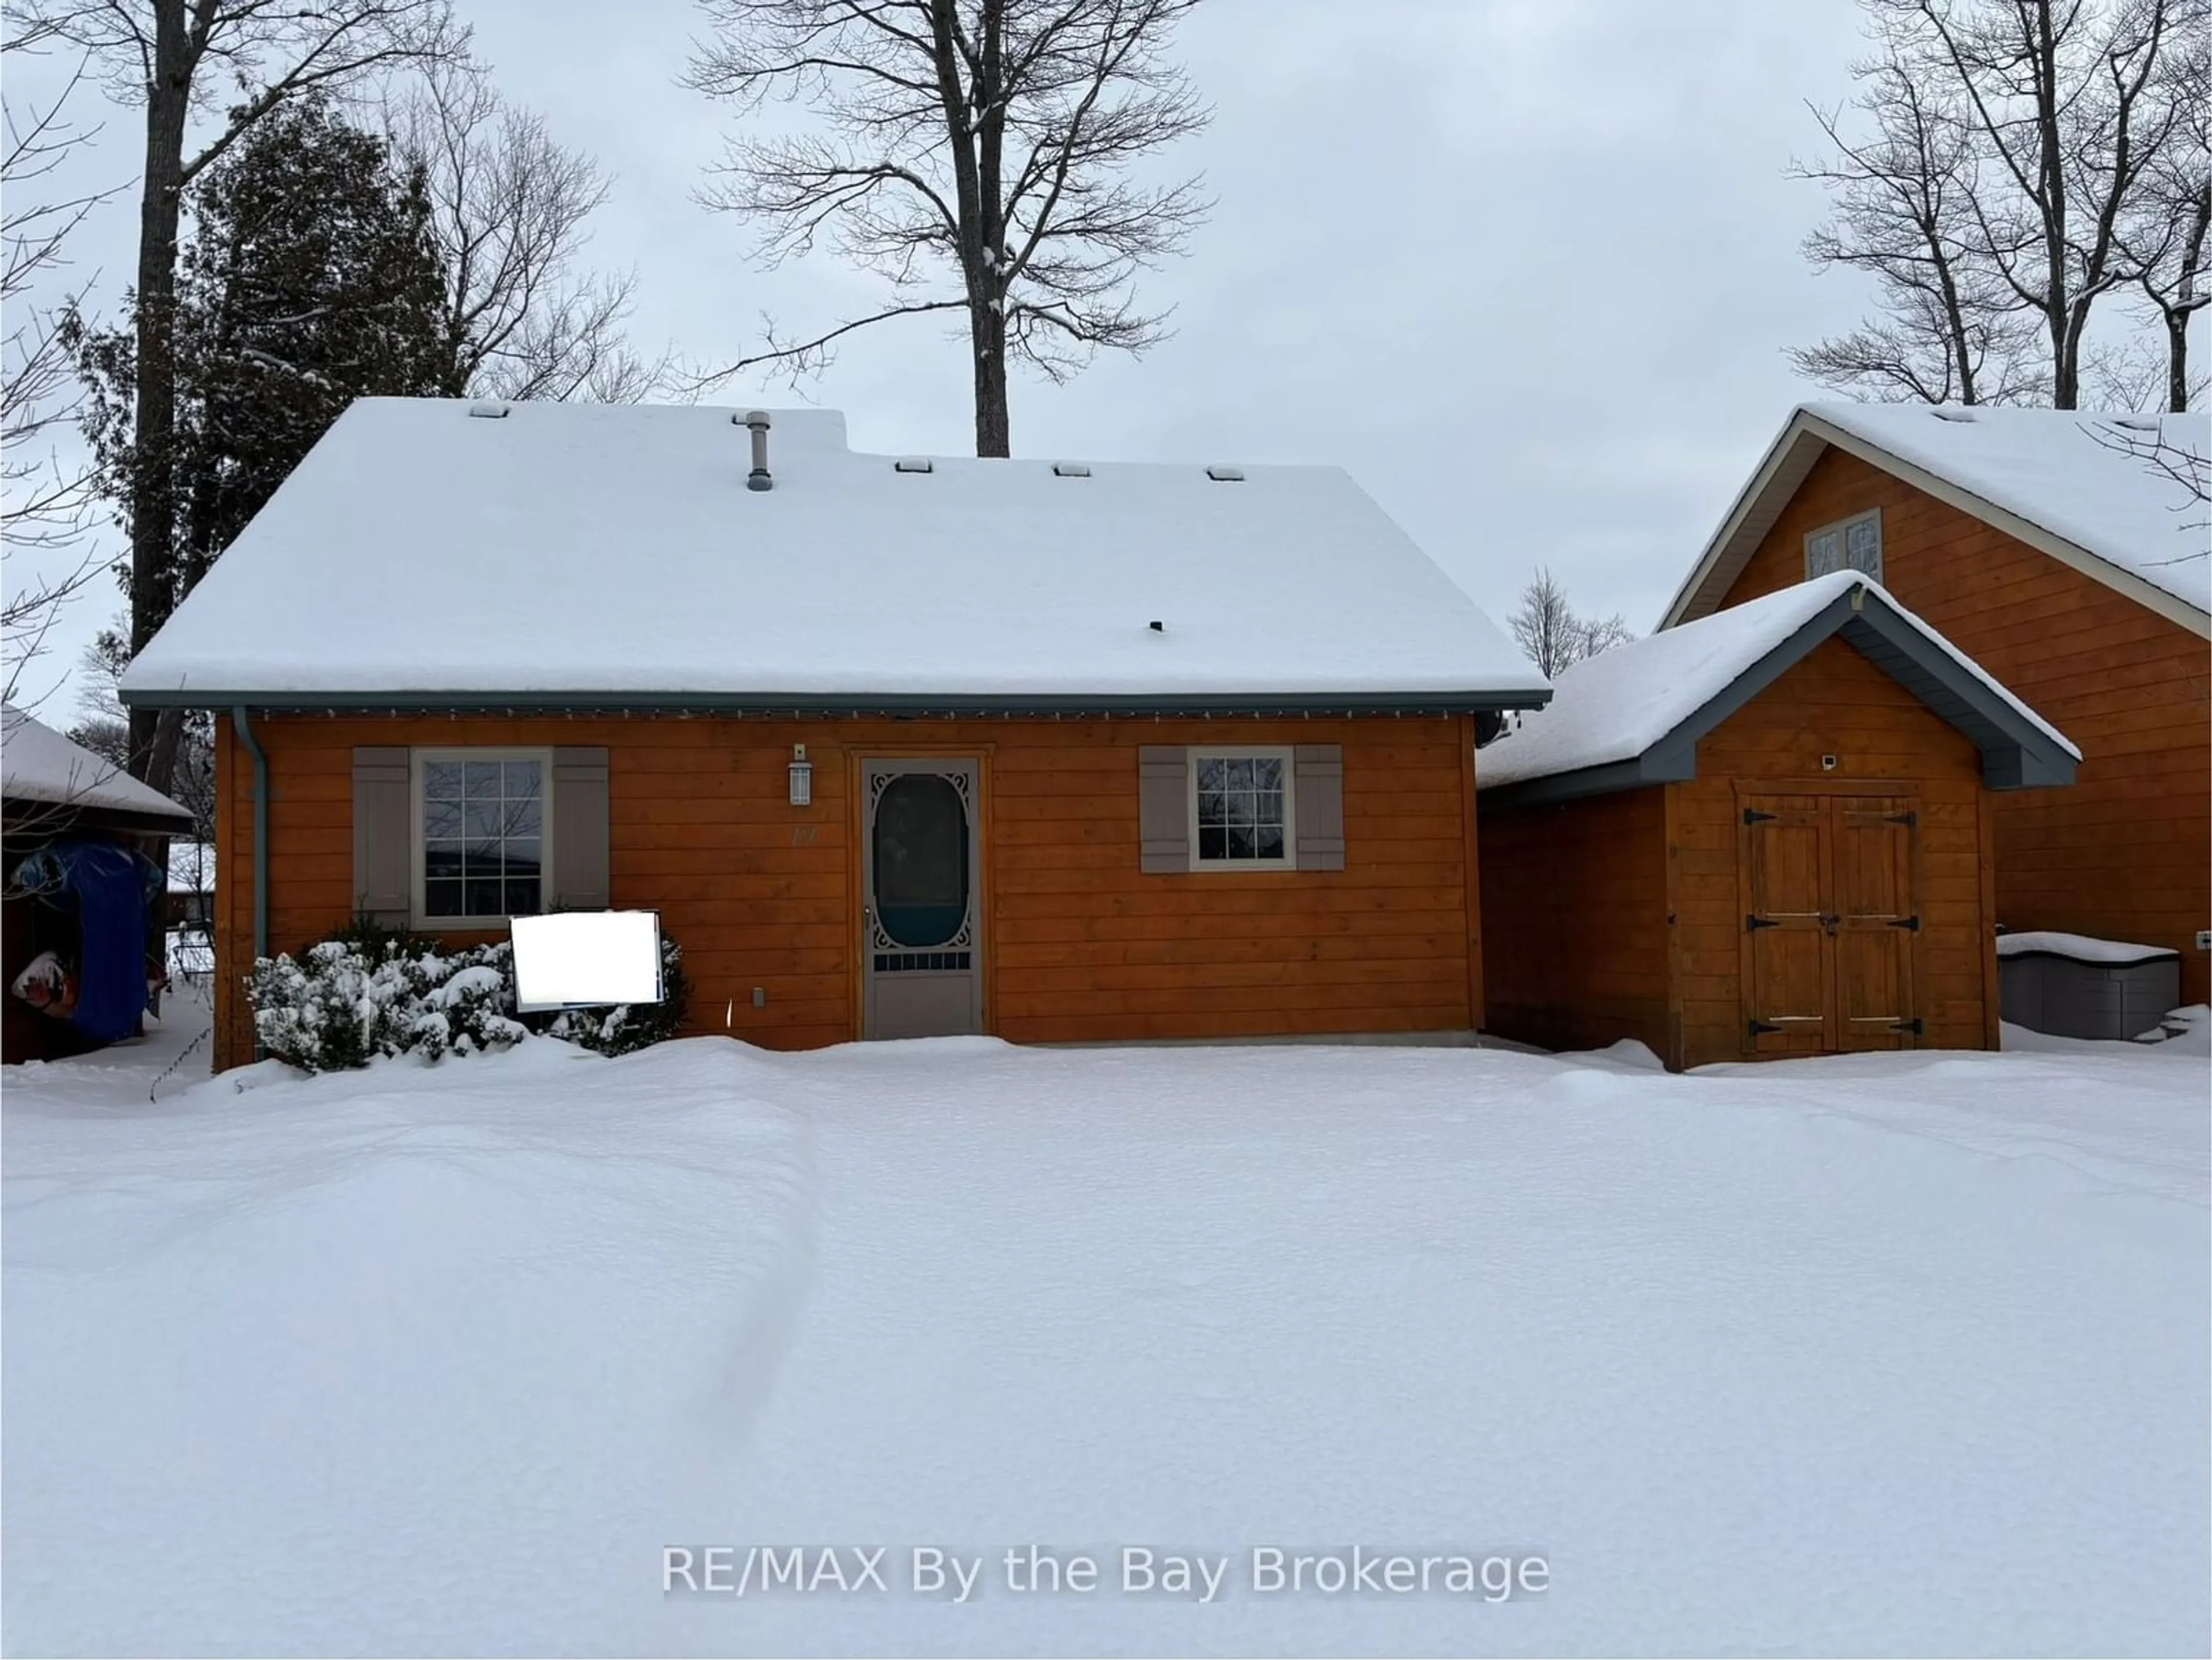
<box><xmin>413</xmin><ymin>749</ymin><xmax>551</xmax><ymax>924</ymax></box>
<box><xmin>1189</xmin><ymin>748</ymin><xmax>1297</xmax><ymax>869</ymax></box>
<box><xmin>1805</xmin><ymin>508</ymin><xmax>1882</xmax><ymax>582</ymax></box>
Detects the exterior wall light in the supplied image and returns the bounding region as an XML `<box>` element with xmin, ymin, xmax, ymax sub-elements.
<box><xmin>789</xmin><ymin>744</ymin><xmax>813</xmax><ymax>807</ymax></box>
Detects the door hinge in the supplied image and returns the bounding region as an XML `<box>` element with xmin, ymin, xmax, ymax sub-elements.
<box><xmin>1884</xmin><ymin>810</ymin><xmax>1917</xmax><ymax>827</ymax></box>
<box><xmin>1746</xmin><ymin>914</ymin><xmax>1778</xmax><ymax>931</ymax></box>
<box><xmin>1892</xmin><ymin>1017</ymin><xmax>1923</xmax><ymax>1035</ymax></box>
<box><xmin>1748</xmin><ymin>1018</ymin><xmax>1783</xmax><ymax>1036</ymax></box>
<box><xmin>1888</xmin><ymin>914</ymin><xmax>1921</xmax><ymax>931</ymax></box>
<box><xmin>1743</xmin><ymin>808</ymin><xmax>1778</xmax><ymax>825</ymax></box>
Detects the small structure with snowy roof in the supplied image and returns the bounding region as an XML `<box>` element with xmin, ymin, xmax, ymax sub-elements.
<box><xmin>1480</xmin><ymin>573</ymin><xmax>2078</xmax><ymax>808</ymax></box>
<box><xmin>1652</xmin><ymin>399</ymin><xmax>2210</xmax><ymax>1012</ymax></box>
<box><xmin>115</xmin><ymin>397</ymin><xmax>1548</xmax><ymax>1071</ymax></box>
<box><xmin>2</xmin><ymin>704</ymin><xmax>194</xmax><ymax>834</ymax></box>
<box><xmin>1476</xmin><ymin>573</ymin><xmax>2077</xmax><ymax>1072</ymax></box>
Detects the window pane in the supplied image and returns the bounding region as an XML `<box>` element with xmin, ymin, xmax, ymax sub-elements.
<box><xmin>425</xmin><ymin>878</ymin><xmax>463</xmax><ymax>918</ymax></box>
<box><xmin>509</xmin><ymin>796</ymin><xmax>541</xmax><ymax>837</ymax></box>
<box><xmin>1846</xmin><ymin>517</ymin><xmax>1880</xmax><ymax>575</ymax></box>
<box><xmin>503</xmin><ymin>760</ymin><xmax>541</xmax><ymax>799</ymax></box>
<box><xmin>1255</xmin><ymin>826</ymin><xmax>1285</xmax><ymax>860</ymax></box>
<box><xmin>464</xmin><ymin>799</ymin><xmax>504</xmax><ymax>843</ymax></box>
<box><xmin>423</xmin><ymin>760</ymin><xmax>463</xmax><ymax>799</ymax></box>
<box><xmin>424</xmin><ymin>840</ymin><xmax>464</xmax><ymax>879</ymax></box>
<box><xmin>1252</xmin><ymin>757</ymin><xmax>1283</xmax><ymax>791</ymax></box>
<box><xmin>1198</xmin><ymin>825</ymin><xmax>1228</xmax><ymax>862</ymax></box>
<box><xmin>1196</xmin><ymin>787</ymin><xmax>1225</xmax><ymax>827</ymax></box>
<box><xmin>1806</xmin><ymin>529</ymin><xmax>1840</xmax><ymax>577</ymax></box>
<box><xmin>503</xmin><ymin>877</ymin><xmax>541</xmax><ymax>916</ymax></box>
<box><xmin>1255</xmin><ymin>790</ymin><xmax>1283</xmax><ymax>830</ymax></box>
<box><xmin>1225</xmin><ymin>758</ymin><xmax>1255</xmax><ymax>790</ymax></box>
<box><xmin>1195</xmin><ymin>757</ymin><xmax>1225</xmax><ymax>791</ymax></box>
<box><xmin>1226</xmin><ymin>791</ymin><xmax>1254</xmax><ymax>827</ymax></box>
<box><xmin>505</xmin><ymin>837</ymin><xmax>541</xmax><ymax>878</ymax></box>
<box><xmin>423</xmin><ymin>798</ymin><xmax>462</xmax><ymax>840</ymax></box>
<box><xmin>1226</xmin><ymin>825</ymin><xmax>1255</xmax><ymax>859</ymax></box>
<box><xmin>464</xmin><ymin>877</ymin><xmax>503</xmax><ymax>916</ymax></box>
<box><xmin>464</xmin><ymin>761</ymin><xmax>502</xmax><ymax>798</ymax></box>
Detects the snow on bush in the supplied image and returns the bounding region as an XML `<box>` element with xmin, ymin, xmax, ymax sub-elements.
<box><xmin>247</xmin><ymin>922</ymin><xmax>687</xmax><ymax>1072</ymax></box>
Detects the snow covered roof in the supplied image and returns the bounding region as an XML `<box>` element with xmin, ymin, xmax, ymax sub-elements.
<box><xmin>118</xmin><ymin>399</ymin><xmax>1550</xmax><ymax>713</ymax></box>
<box><xmin>1</xmin><ymin>704</ymin><xmax>195</xmax><ymax>829</ymax></box>
<box><xmin>1662</xmin><ymin>403</ymin><xmax>2211</xmax><ymax>634</ymax></box>
<box><xmin>1995</xmin><ymin>930</ymin><xmax>2177</xmax><ymax>965</ymax></box>
<box><xmin>1479</xmin><ymin>572</ymin><xmax>2079</xmax><ymax>806</ymax></box>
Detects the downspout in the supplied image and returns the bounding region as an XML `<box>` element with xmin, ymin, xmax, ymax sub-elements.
<box><xmin>230</xmin><ymin>706</ymin><xmax>268</xmax><ymax>963</ymax></box>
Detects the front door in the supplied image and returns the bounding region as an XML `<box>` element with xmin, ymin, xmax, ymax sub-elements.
<box><xmin>1741</xmin><ymin>791</ymin><xmax>1919</xmax><ymax>1056</ymax></box>
<box><xmin>861</xmin><ymin>759</ymin><xmax>982</xmax><ymax>1039</ymax></box>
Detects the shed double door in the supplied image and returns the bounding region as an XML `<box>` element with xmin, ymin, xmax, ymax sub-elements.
<box><xmin>1738</xmin><ymin>791</ymin><xmax>1919</xmax><ymax>1056</ymax></box>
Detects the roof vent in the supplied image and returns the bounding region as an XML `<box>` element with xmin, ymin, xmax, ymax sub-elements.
<box><xmin>1929</xmin><ymin>408</ymin><xmax>1976</xmax><ymax>422</ymax></box>
<box><xmin>1052</xmin><ymin>462</ymin><xmax>1091</xmax><ymax>477</ymax></box>
<box><xmin>893</xmin><ymin>457</ymin><xmax>934</xmax><ymax>474</ymax></box>
<box><xmin>738</xmin><ymin>410</ymin><xmax>772</xmax><ymax>491</ymax></box>
<box><xmin>1205</xmin><ymin>465</ymin><xmax>1245</xmax><ymax>482</ymax></box>
<box><xmin>468</xmin><ymin>401</ymin><xmax>511</xmax><ymax>419</ymax></box>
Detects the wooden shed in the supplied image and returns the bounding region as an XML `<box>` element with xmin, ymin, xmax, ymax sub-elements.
<box><xmin>116</xmin><ymin>398</ymin><xmax>1552</xmax><ymax>1071</ymax></box>
<box><xmin>3</xmin><ymin>704</ymin><xmax>196</xmax><ymax>1064</ymax></box>
<box><xmin>1659</xmin><ymin>401</ymin><xmax>2210</xmax><ymax>1005</ymax></box>
<box><xmin>1477</xmin><ymin>574</ymin><xmax>2078</xmax><ymax>1070</ymax></box>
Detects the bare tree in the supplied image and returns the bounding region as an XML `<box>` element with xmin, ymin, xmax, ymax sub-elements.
<box><xmin>1790</xmin><ymin>32</ymin><xmax>2040</xmax><ymax>404</ymax></box>
<box><xmin>387</xmin><ymin>63</ymin><xmax>664</xmax><ymax>403</ymax></box>
<box><xmin>2086</xmin><ymin>416</ymin><xmax>2211</xmax><ymax>554</ymax></box>
<box><xmin>3</xmin><ymin>29</ymin><xmax>122</xmax><ymax>712</ymax></box>
<box><xmin>1509</xmin><ymin>568</ymin><xmax>1635</xmax><ymax>681</ymax></box>
<box><xmin>18</xmin><ymin>0</ymin><xmax>465</xmax><ymax>797</ymax></box>
<box><xmin>684</xmin><ymin>0</ymin><xmax>1211</xmax><ymax>456</ymax></box>
<box><xmin>2113</xmin><ymin>24</ymin><xmax>2210</xmax><ymax>410</ymax></box>
<box><xmin>1798</xmin><ymin>0</ymin><xmax>2206</xmax><ymax>410</ymax></box>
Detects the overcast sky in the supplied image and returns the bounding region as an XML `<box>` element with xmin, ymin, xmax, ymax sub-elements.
<box><xmin>7</xmin><ymin>0</ymin><xmax>1910</xmax><ymax>714</ymax></box>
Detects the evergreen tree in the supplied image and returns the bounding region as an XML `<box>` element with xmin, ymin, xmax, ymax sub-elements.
<box><xmin>71</xmin><ymin>97</ymin><xmax>454</xmax><ymax>617</ymax></box>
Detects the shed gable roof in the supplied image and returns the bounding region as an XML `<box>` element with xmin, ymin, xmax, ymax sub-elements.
<box><xmin>1659</xmin><ymin>403</ymin><xmax>2211</xmax><ymax>636</ymax></box>
<box><xmin>1</xmin><ymin>703</ymin><xmax>196</xmax><ymax>830</ymax></box>
<box><xmin>117</xmin><ymin>398</ymin><xmax>1551</xmax><ymax>714</ymax></box>
<box><xmin>1478</xmin><ymin>573</ymin><xmax>2080</xmax><ymax>810</ymax></box>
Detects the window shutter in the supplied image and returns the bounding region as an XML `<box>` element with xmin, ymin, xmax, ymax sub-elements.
<box><xmin>1294</xmin><ymin>745</ymin><xmax>1346</xmax><ymax>870</ymax></box>
<box><xmin>351</xmin><ymin>746</ymin><xmax>412</xmax><ymax>926</ymax></box>
<box><xmin>1138</xmin><ymin>746</ymin><xmax>1190</xmax><ymax>873</ymax></box>
<box><xmin>551</xmin><ymin>746</ymin><xmax>611</xmax><ymax>909</ymax></box>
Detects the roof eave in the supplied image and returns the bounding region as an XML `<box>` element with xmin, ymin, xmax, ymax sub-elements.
<box><xmin>1660</xmin><ymin>407</ymin><xmax>2211</xmax><ymax>639</ymax></box>
<box><xmin>1481</xmin><ymin>585</ymin><xmax>2077</xmax><ymax>810</ymax></box>
<box><xmin>120</xmin><ymin>686</ymin><xmax>1556</xmax><ymax>718</ymax></box>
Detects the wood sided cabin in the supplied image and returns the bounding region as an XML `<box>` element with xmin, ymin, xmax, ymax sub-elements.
<box><xmin>1476</xmin><ymin>574</ymin><xmax>2079</xmax><ymax>1070</ymax></box>
<box><xmin>116</xmin><ymin>399</ymin><xmax>1551</xmax><ymax>1072</ymax></box>
<box><xmin>1660</xmin><ymin>402</ymin><xmax>2211</xmax><ymax>1005</ymax></box>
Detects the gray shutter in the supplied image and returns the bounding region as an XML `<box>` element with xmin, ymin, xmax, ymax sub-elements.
<box><xmin>1138</xmin><ymin>745</ymin><xmax>1190</xmax><ymax>873</ymax></box>
<box><xmin>351</xmin><ymin>746</ymin><xmax>412</xmax><ymax>926</ymax></box>
<box><xmin>551</xmin><ymin>746</ymin><xmax>611</xmax><ymax>909</ymax></box>
<box><xmin>1294</xmin><ymin>744</ymin><xmax>1345</xmax><ymax>871</ymax></box>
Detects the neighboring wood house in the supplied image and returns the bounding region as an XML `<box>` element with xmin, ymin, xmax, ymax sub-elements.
<box><xmin>1476</xmin><ymin>574</ymin><xmax>2078</xmax><ymax>1070</ymax></box>
<box><xmin>116</xmin><ymin>399</ymin><xmax>1551</xmax><ymax>1071</ymax></box>
<box><xmin>1659</xmin><ymin>402</ymin><xmax>2211</xmax><ymax>1005</ymax></box>
<box><xmin>3</xmin><ymin>704</ymin><xmax>196</xmax><ymax>1064</ymax></box>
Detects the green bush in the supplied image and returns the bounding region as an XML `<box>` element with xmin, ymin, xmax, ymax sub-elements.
<box><xmin>246</xmin><ymin>919</ymin><xmax>689</xmax><ymax>1072</ymax></box>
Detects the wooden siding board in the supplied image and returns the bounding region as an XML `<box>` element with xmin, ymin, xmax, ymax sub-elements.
<box><xmin>1717</xmin><ymin>445</ymin><xmax>2209</xmax><ymax>1003</ymax></box>
<box><xmin>211</xmin><ymin>714</ymin><xmax>1478</xmax><ymax>1066</ymax></box>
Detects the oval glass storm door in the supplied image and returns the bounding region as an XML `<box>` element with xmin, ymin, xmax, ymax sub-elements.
<box><xmin>872</xmin><ymin>773</ymin><xmax>969</xmax><ymax>946</ymax></box>
<box><xmin>861</xmin><ymin>760</ymin><xmax>983</xmax><ymax>1041</ymax></box>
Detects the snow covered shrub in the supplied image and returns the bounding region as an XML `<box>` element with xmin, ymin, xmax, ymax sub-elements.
<box><xmin>532</xmin><ymin>935</ymin><xmax>689</xmax><ymax>1057</ymax></box>
<box><xmin>246</xmin><ymin>920</ymin><xmax>687</xmax><ymax>1071</ymax></box>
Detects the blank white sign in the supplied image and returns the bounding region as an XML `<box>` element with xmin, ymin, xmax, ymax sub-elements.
<box><xmin>510</xmin><ymin>910</ymin><xmax>664</xmax><ymax>1012</ymax></box>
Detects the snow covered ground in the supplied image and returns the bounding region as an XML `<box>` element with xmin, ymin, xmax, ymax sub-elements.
<box><xmin>5</xmin><ymin>993</ymin><xmax>2206</xmax><ymax>1657</ymax></box>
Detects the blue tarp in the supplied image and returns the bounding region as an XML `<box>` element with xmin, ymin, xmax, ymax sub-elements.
<box><xmin>12</xmin><ymin>840</ymin><xmax>157</xmax><ymax>1043</ymax></box>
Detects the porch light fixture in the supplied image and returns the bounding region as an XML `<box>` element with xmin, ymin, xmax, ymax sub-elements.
<box><xmin>789</xmin><ymin>744</ymin><xmax>813</xmax><ymax>806</ymax></box>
